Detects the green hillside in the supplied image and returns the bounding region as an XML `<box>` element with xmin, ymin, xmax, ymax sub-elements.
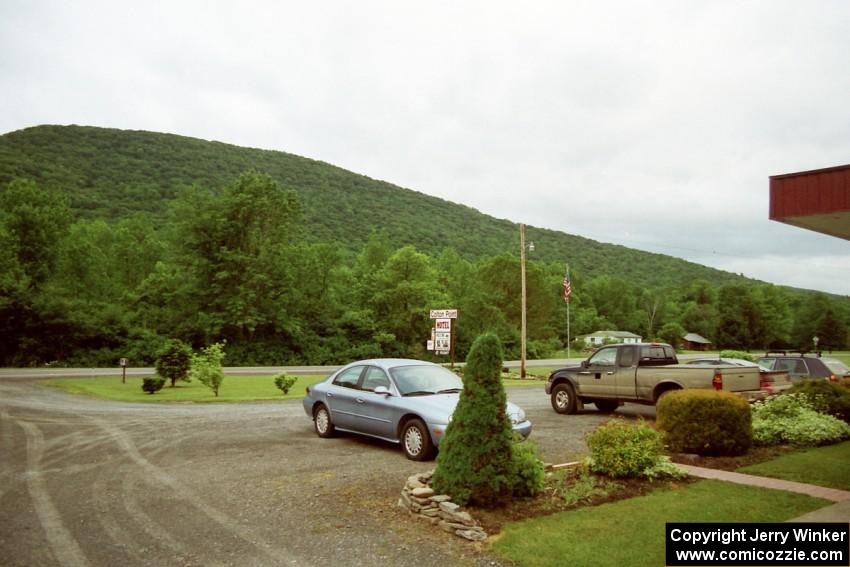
<box><xmin>0</xmin><ymin>124</ymin><xmax>739</xmax><ymax>288</ymax></box>
<box><xmin>1</xmin><ymin>124</ymin><xmax>846</xmax><ymax>367</ymax></box>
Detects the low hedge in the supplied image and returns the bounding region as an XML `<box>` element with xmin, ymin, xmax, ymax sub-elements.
<box><xmin>657</xmin><ymin>390</ymin><xmax>752</xmax><ymax>456</ymax></box>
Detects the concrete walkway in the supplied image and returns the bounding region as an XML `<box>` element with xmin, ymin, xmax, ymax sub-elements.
<box><xmin>679</xmin><ymin>464</ymin><xmax>850</xmax><ymax>522</ymax></box>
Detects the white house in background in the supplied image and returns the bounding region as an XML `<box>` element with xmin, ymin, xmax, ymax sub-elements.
<box><xmin>581</xmin><ymin>330</ymin><xmax>643</xmax><ymax>346</ymax></box>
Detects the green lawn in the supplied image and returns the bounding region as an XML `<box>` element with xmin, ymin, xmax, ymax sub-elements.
<box><xmin>490</xmin><ymin>480</ymin><xmax>829</xmax><ymax>567</ymax></box>
<box><xmin>826</xmin><ymin>352</ymin><xmax>850</xmax><ymax>366</ymax></box>
<box><xmin>503</xmin><ymin>378</ymin><xmax>547</xmax><ymax>387</ymax></box>
<box><xmin>737</xmin><ymin>441</ymin><xmax>850</xmax><ymax>490</ymax></box>
<box><xmin>44</xmin><ymin>373</ymin><xmax>547</xmax><ymax>402</ymax></box>
<box><xmin>43</xmin><ymin>374</ymin><xmax>324</xmax><ymax>403</ymax></box>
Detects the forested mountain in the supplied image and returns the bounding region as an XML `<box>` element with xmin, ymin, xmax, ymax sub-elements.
<box><xmin>1</xmin><ymin>124</ymin><xmax>847</xmax><ymax>367</ymax></box>
<box><xmin>0</xmin><ymin>125</ymin><xmax>739</xmax><ymax>288</ymax></box>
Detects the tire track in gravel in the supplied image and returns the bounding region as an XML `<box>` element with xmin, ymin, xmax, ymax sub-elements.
<box><xmin>86</xmin><ymin>416</ymin><xmax>309</xmax><ymax>567</ymax></box>
<box><xmin>0</xmin><ymin>410</ymin><xmax>16</xmax><ymax>501</ymax></box>
<box><xmin>18</xmin><ymin>419</ymin><xmax>92</xmax><ymax>567</ymax></box>
<box><xmin>89</xmin><ymin>473</ymin><xmax>189</xmax><ymax>561</ymax></box>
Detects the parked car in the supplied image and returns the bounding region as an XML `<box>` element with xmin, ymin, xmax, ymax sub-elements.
<box><xmin>546</xmin><ymin>343</ymin><xmax>766</xmax><ymax>415</ymax></box>
<box><xmin>756</xmin><ymin>352</ymin><xmax>845</xmax><ymax>383</ymax></box>
<box><xmin>685</xmin><ymin>357</ymin><xmax>792</xmax><ymax>395</ymax></box>
<box><xmin>302</xmin><ymin>358</ymin><xmax>533</xmax><ymax>461</ymax></box>
<box><xmin>822</xmin><ymin>358</ymin><xmax>850</xmax><ymax>381</ymax></box>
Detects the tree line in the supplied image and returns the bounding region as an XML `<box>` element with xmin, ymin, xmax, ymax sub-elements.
<box><xmin>1</xmin><ymin>172</ymin><xmax>847</xmax><ymax>367</ymax></box>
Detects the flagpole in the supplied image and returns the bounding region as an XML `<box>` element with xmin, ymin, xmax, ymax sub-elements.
<box><xmin>566</xmin><ymin>264</ymin><xmax>571</xmax><ymax>360</ymax></box>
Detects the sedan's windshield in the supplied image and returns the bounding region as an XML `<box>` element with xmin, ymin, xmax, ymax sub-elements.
<box><xmin>390</xmin><ymin>365</ymin><xmax>463</xmax><ymax>396</ymax></box>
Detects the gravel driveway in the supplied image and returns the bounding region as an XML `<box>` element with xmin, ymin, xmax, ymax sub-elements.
<box><xmin>0</xmin><ymin>377</ymin><xmax>654</xmax><ymax>567</ymax></box>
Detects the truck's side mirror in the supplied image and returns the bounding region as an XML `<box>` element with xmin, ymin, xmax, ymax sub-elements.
<box><xmin>580</xmin><ymin>360</ymin><xmax>589</xmax><ymax>369</ymax></box>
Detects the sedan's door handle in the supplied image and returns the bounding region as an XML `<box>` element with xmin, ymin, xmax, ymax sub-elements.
<box><xmin>326</xmin><ymin>392</ymin><xmax>334</xmax><ymax>398</ymax></box>
<box><xmin>355</xmin><ymin>398</ymin><xmax>366</xmax><ymax>404</ymax></box>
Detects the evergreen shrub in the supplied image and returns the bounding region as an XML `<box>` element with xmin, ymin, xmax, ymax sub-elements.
<box><xmin>585</xmin><ymin>419</ymin><xmax>664</xmax><ymax>478</ymax></box>
<box><xmin>141</xmin><ymin>376</ymin><xmax>166</xmax><ymax>394</ymax></box>
<box><xmin>155</xmin><ymin>339</ymin><xmax>192</xmax><ymax>387</ymax></box>
<box><xmin>431</xmin><ymin>332</ymin><xmax>514</xmax><ymax>507</ymax></box>
<box><xmin>656</xmin><ymin>390</ymin><xmax>752</xmax><ymax>456</ymax></box>
<box><xmin>788</xmin><ymin>380</ymin><xmax>850</xmax><ymax>424</ymax></box>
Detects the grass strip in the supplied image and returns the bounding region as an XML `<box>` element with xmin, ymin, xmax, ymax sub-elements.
<box><xmin>44</xmin><ymin>374</ymin><xmax>547</xmax><ymax>402</ymax></box>
<box><xmin>490</xmin><ymin>480</ymin><xmax>828</xmax><ymax>567</ymax></box>
<box><xmin>43</xmin><ymin>374</ymin><xmax>323</xmax><ymax>403</ymax></box>
<box><xmin>737</xmin><ymin>441</ymin><xmax>850</xmax><ymax>490</ymax></box>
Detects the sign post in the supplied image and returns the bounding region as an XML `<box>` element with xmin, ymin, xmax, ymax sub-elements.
<box><xmin>428</xmin><ymin>309</ymin><xmax>458</xmax><ymax>367</ymax></box>
<box><xmin>119</xmin><ymin>357</ymin><xmax>128</xmax><ymax>384</ymax></box>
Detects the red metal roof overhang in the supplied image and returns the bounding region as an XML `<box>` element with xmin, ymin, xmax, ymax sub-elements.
<box><xmin>769</xmin><ymin>164</ymin><xmax>850</xmax><ymax>241</ymax></box>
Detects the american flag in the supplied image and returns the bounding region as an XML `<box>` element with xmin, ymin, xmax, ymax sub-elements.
<box><xmin>563</xmin><ymin>268</ymin><xmax>571</xmax><ymax>303</ymax></box>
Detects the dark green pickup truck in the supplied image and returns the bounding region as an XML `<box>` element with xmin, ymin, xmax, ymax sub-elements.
<box><xmin>546</xmin><ymin>342</ymin><xmax>763</xmax><ymax>414</ymax></box>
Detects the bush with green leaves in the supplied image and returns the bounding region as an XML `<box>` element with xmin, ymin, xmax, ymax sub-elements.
<box><xmin>155</xmin><ymin>339</ymin><xmax>192</xmax><ymax>387</ymax></box>
<box><xmin>788</xmin><ymin>380</ymin><xmax>850</xmax><ymax>424</ymax></box>
<box><xmin>585</xmin><ymin>419</ymin><xmax>683</xmax><ymax>479</ymax></box>
<box><xmin>751</xmin><ymin>393</ymin><xmax>850</xmax><ymax>446</ymax></box>
<box><xmin>141</xmin><ymin>376</ymin><xmax>166</xmax><ymax>395</ymax></box>
<box><xmin>719</xmin><ymin>350</ymin><xmax>755</xmax><ymax>362</ymax></box>
<box><xmin>189</xmin><ymin>342</ymin><xmax>226</xmax><ymax>397</ymax></box>
<box><xmin>431</xmin><ymin>332</ymin><xmax>515</xmax><ymax>507</ymax></box>
<box><xmin>508</xmin><ymin>438</ymin><xmax>546</xmax><ymax>498</ymax></box>
<box><xmin>273</xmin><ymin>373</ymin><xmax>298</xmax><ymax>395</ymax></box>
<box><xmin>552</xmin><ymin>467</ymin><xmax>620</xmax><ymax>506</ymax></box>
<box><xmin>656</xmin><ymin>390</ymin><xmax>752</xmax><ymax>456</ymax></box>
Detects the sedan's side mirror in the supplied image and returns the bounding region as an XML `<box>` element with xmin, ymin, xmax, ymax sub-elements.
<box><xmin>580</xmin><ymin>360</ymin><xmax>589</xmax><ymax>369</ymax></box>
<box><xmin>373</xmin><ymin>386</ymin><xmax>391</xmax><ymax>396</ymax></box>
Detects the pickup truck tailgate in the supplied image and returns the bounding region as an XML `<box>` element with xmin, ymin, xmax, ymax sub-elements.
<box><xmin>719</xmin><ymin>367</ymin><xmax>761</xmax><ymax>392</ymax></box>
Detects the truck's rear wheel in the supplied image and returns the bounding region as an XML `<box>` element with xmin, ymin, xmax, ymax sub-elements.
<box><xmin>655</xmin><ymin>388</ymin><xmax>680</xmax><ymax>405</ymax></box>
<box><xmin>551</xmin><ymin>383</ymin><xmax>578</xmax><ymax>414</ymax></box>
<box><xmin>594</xmin><ymin>400</ymin><xmax>619</xmax><ymax>413</ymax></box>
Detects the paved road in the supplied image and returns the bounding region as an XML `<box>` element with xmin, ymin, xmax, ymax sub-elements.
<box><xmin>0</xmin><ymin>358</ymin><xmax>584</xmax><ymax>380</ymax></box>
<box><xmin>0</xmin><ymin>375</ymin><xmax>654</xmax><ymax>567</ymax></box>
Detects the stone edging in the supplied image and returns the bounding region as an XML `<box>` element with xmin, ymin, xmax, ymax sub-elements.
<box><xmin>398</xmin><ymin>471</ymin><xmax>488</xmax><ymax>541</ymax></box>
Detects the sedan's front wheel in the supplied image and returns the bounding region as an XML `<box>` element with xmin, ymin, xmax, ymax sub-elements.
<box><xmin>313</xmin><ymin>404</ymin><xmax>335</xmax><ymax>438</ymax></box>
<box><xmin>401</xmin><ymin>418</ymin><xmax>435</xmax><ymax>461</ymax></box>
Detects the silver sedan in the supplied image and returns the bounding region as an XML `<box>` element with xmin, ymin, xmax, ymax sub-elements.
<box><xmin>302</xmin><ymin>358</ymin><xmax>533</xmax><ymax>460</ymax></box>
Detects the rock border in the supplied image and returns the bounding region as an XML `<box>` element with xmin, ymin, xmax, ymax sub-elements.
<box><xmin>397</xmin><ymin>471</ymin><xmax>488</xmax><ymax>542</ymax></box>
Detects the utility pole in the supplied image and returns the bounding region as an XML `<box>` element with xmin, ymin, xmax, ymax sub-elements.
<box><xmin>520</xmin><ymin>223</ymin><xmax>527</xmax><ymax>379</ymax></box>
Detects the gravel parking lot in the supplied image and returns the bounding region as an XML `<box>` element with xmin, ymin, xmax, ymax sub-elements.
<box><xmin>0</xmin><ymin>377</ymin><xmax>654</xmax><ymax>567</ymax></box>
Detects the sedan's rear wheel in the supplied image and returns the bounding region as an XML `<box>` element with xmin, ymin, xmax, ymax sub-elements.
<box><xmin>401</xmin><ymin>418</ymin><xmax>435</xmax><ymax>461</ymax></box>
<box><xmin>313</xmin><ymin>404</ymin><xmax>335</xmax><ymax>438</ymax></box>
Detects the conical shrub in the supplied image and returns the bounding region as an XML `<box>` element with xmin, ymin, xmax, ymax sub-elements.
<box><xmin>431</xmin><ymin>332</ymin><xmax>514</xmax><ymax>507</ymax></box>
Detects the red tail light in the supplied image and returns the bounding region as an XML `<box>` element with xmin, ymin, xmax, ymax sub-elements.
<box><xmin>712</xmin><ymin>372</ymin><xmax>723</xmax><ymax>391</ymax></box>
<box><xmin>829</xmin><ymin>375</ymin><xmax>839</xmax><ymax>383</ymax></box>
<box><xmin>759</xmin><ymin>372</ymin><xmax>773</xmax><ymax>393</ymax></box>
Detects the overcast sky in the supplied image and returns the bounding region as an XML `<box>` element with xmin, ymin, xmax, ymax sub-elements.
<box><xmin>2</xmin><ymin>1</ymin><xmax>849</xmax><ymax>295</ymax></box>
